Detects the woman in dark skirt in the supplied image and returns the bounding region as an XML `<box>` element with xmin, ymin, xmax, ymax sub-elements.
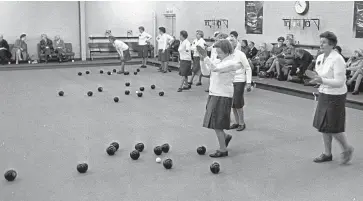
<box><xmin>198</xmin><ymin>39</ymin><xmax>242</xmax><ymax>158</ymax></box>
<box><xmin>177</xmin><ymin>30</ymin><xmax>192</xmax><ymax>92</ymax></box>
<box><xmin>228</xmin><ymin>37</ymin><xmax>252</xmax><ymax>132</ymax></box>
<box><xmin>310</xmin><ymin>31</ymin><xmax>354</xmax><ymax>165</ymax></box>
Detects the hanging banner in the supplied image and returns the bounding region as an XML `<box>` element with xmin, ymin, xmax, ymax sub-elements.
<box><xmin>353</xmin><ymin>1</ymin><xmax>363</xmax><ymax>38</ymax></box>
<box><xmin>245</xmin><ymin>1</ymin><xmax>264</xmax><ymax>34</ymax></box>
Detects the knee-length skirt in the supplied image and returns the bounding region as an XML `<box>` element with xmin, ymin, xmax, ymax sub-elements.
<box><xmin>203</xmin><ymin>95</ymin><xmax>233</xmax><ymax>130</ymax></box>
<box><xmin>192</xmin><ymin>56</ymin><xmax>201</xmax><ymax>74</ymax></box>
<box><xmin>121</xmin><ymin>49</ymin><xmax>132</xmax><ymax>62</ymax></box>
<box><xmin>139</xmin><ymin>45</ymin><xmax>149</xmax><ymax>58</ymax></box>
<box><xmin>158</xmin><ymin>49</ymin><xmax>169</xmax><ymax>62</ymax></box>
<box><xmin>313</xmin><ymin>93</ymin><xmax>346</xmax><ymax>133</ymax></box>
<box><xmin>179</xmin><ymin>60</ymin><xmax>192</xmax><ymax>76</ymax></box>
<box><xmin>232</xmin><ymin>82</ymin><xmax>246</xmax><ymax>109</ymax></box>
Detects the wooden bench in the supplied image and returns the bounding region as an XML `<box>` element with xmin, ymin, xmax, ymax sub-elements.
<box><xmin>89</xmin><ymin>43</ymin><xmax>117</xmax><ymax>60</ymax></box>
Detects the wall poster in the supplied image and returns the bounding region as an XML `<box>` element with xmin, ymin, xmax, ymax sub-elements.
<box><xmin>245</xmin><ymin>1</ymin><xmax>264</xmax><ymax>34</ymax></box>
<box><xmin>353</xmin><ymin>1</ymin><xmax>363</xmax><ymax>38</ymax></box>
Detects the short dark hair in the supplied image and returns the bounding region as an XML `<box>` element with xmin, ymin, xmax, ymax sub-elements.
<box><xmin>180</xmin><ymin>30</ymin><xmax>188</xmax><ymax>39</ymax></box>
<box><xmin>214</xmin><ymin>39</ymin><xmax>233</xmax><ymax>55</ymax></box>
<box><xmin>249</xmin><ymin>41</ymin><xmax>255</xmax><ymax>46</ymax></box>
<box><xmin>20</xmin><ymin>34</ymin><xmax>26</xmax><ymax>39</ymax></box>
<box><xmin>277</xmin><ymin>37</ymin><xmax>285</xmax><ymax>42</ymax></box>
<box><xmin>158</xmin><ymin>27</ymin><xmax>166</xmax><ymax>33</ymax></box>
<box><xmin>334</xmin><ymin>45</ymin><xmax>342</xmax><ymax>53</ymax></box>
<box><xmin>319</xmin><ymin>31</ymin><xmax>338</xmax><ymax>46</ymax></box>
<box><xmin>242</xmin><ymin>39</ymin><xmax>248</xmax><ymax>46</ymax></box>
<box><xmin>230</xmin><ymin>31</ymin><xmax>238</xmax><ymax>38</ymax></box>
<box><xmin>138</xmin><ymin>26</ymin><xmax>145</xmax><ymax>31</ymax></box>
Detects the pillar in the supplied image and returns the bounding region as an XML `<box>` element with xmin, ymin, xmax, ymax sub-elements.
<box><xmin>79</xmin><ymin>1</ymin><xmax>87</xmax><ymax>61</ymax></box>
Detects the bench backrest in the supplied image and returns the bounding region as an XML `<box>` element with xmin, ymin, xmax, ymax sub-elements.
<box><xmin>65</xmin><ymin>43</ymin><xmax>73</xmax><ymax>53</ymax></box>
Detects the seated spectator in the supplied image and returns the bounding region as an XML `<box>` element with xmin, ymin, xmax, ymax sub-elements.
<box><xmin>240</xmin><ymin>39</ymin><xmax>250</xmax><ymax>55</ymax></box>
<box><xmin>347</xmin><ymin>69</ymin><xmax>363</xmax><ymax>95</ymax></box>
<box><xmin>304</xmin><ymin>50</ymin><xmax>324</xmax><ymax>87</ymax></box>
<box><xmin>11</xmin><ymin>34</ymin><xmax>28</xmax><ymax>64</ymax></box>
<box><xmin>54</xmin><ymin>35</ymin><xmax>66</xmax><ymax>62</ymax></box>
<box><xmin>249</xmin><ymin>42</ymin><xmax>270</xmax><ymax>72</ymax></box>
<box><xmin>169</xmin><ymin>36</ymin><xmax>180</xmax><ymax>52</ymax></box>
<box><xmin>289</xmin><ymin>48</ymin><xmax>313</xmax><ymax>82</ymax></box>
<box><xmin>346</xmin><ymin>49</ymin><xmax>363</xmax><ymax>94</ymax></box>
<box><xmin>0</xmin><ymin>34</ymin><xmax>12</xmax><ymax>65</ymax></box>
<box><xmin>334</xmin><ymin>46</ymin><xmax>349</xmax><ymax>62</ymax></box>
<box><xmin>246</xmin><ymin>41</ymin><xmax>258</xmax><ymax>59</ymax></box>
<box><xmin>265</xmin><ymin>36</ymin><xmax>285</xmax><ymax>68</ymax></box>
<box><xmin>266</xmin><ymin>38</ymin><xmax>295</xmax><ymax>81</ymax></box>
<box><xmin>40</xmin><ymin>34</ymin><xmax>54</xmax><ymax>63</ymax></box>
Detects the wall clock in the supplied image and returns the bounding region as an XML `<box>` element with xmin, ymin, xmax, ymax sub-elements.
<box><xmin>295</xmin><ymin>1</ymin><xmax>309</xmax><ymax>15</ymax></box>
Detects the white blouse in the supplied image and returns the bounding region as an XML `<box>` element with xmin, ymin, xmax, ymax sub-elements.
<box><xmin>315</xmin><ymin>50</ymin><xmax>347</xmax><ymax>95</ymax></box>
<box><xmin>191</xmin><ymin>38</ymin><xmax>206</xmax><ymax>57</ymax></box>
<box><xmin>138</xmin><ymin>31</ymin><xmax>152</xmax><ymax>45</ymax></box>
<box><xmin>200</xmin><ymin>56</ymin><xmax>242</xmax><ymax>98</ymax></box>
<box><xmin>232</xmin><ymin>49</ymin><xmax>252</xmax><ymax>83</ymax></box>
<box><xmin>157</xmin><ymin>34</ymin><xmax>173</xmax><ymax>51</ymax></box>
<box><xmin>178</xmin><ymin>39</ymin><xmax>191</xmax><ymax>61</ymax></box>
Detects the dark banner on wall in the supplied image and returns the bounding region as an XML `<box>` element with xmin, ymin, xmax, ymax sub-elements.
<box><xmin>245</xmin><ymin>1</ymin><xmax>264</xmax><ymax>34</ymax></box>
<box><xmin>353</xmin><ymin>1</ymin><xmax>363</xmax><ymax>38</ymax></box>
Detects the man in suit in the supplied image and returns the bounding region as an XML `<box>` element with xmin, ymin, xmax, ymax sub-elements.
<box><xmin>246</xmin><ymin>41</ymin><xmax>258</xmax><ymax>59</ymax></box>
<box><xmin>290</xmin><ymin>48</ymin><xmax>313</xmax><ymax>82</ymax></box>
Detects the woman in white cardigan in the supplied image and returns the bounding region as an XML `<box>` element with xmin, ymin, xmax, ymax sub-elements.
<box><xmin>309</xmin><ymin>31</ymin><xmax>354</xmax><ymax>165</ymax></box>
<box><xmin>228</xmin><ymin>37</ymin><xmax>252</xmax><ymax>131</ymax></box>
<box><xmin>198</xmin><ymin>39</ymin><xmax>242</xmax><ymax>158</ymax></box>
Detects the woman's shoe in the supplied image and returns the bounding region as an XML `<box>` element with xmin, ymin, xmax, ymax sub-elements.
<box><xmin>188</xmin><ymin>82</ymin><xmax>193</xmax><ymax>85</ymax></box>
<box><xmin>196</xmin><ymin>82</ymin><xmax>202</xmax><ymax>86</ymax></box>
<box><xmin>209</xmin><ymin>150</ymin><xmax>228</xmax><ymax>158</ymax></box>
<box><xmin>313</xmin><ymin>153</ymin><xmax>333</xmax><ymax>163</ymax></box>
<box><xmin>352</xmin><ymin>90</ymin><xmax>359</xmax><ymax>95</ymax></box>
<box><xmin>230</xmin><ymin>124</ymin><xmax>239</xmax><ymax>129</ymax></box>
<box><xmin>177</xmin><ymin>88</ymin><xmax>182</xmax><ymax>92</ymax></box>
<box><xmin>341</xmin><ymin>146</ymin><xmax>354</xmax><ymax>165</ymax></box>
<box><xmin>236</xmin><ymin>124</ymin><xmax>246</xmax><ymax>131</ymax></box>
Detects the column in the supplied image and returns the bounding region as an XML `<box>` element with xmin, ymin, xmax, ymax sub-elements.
<box><xmin>79</xmin><ymin>1</ymin><xmax>87</xmax><ymax>61</ymax></box>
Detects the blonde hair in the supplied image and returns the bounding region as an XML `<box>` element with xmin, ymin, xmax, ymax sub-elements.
<box><xmin>196</xmin><ymin>30</ymin><xmax>204</xmax><ymax>38</ymax></box>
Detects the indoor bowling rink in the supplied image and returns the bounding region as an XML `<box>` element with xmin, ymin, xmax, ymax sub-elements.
<box><xmin>1</xmin><ymin>65</ymin><xmax>363</xmax><ymax>201</ymax></box>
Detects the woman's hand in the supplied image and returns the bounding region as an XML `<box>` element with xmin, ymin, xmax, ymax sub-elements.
<box><xmin>309</xmin><ymin>76</ymin><xmax>323</xmax><ymax>84</ymax></box>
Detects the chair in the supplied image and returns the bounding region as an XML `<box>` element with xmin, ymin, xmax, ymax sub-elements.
<box><xmin>64</xmin><ymin>43</ymin><xmax>75</xmax><ymax>60</ymax></box>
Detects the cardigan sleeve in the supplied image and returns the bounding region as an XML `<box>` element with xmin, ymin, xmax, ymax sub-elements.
<box><xmin>321</xmin><ymin>57</ymin><xmax>346</xmax><ymax>88</ymax></box>
<box><xmin>200</xmin><ymin>57</ymin><xmax>212</xmax><ymax>76</ymax></box>
<box><xmin>209</xmin><ymin>59</ymin><xmax>242</xmax><ymax>73</ymax></box>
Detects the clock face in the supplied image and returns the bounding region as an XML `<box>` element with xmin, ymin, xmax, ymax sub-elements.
<box><xmin>295</xmin><ymin>1</ymin><xmax>309</xmax><ymax>15</ymax></box>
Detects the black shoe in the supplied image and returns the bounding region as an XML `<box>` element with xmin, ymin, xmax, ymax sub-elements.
<box><xmin>205</xmin><ymin>89</ymin><xmax>209</xmax><ymax>92</ymax></box>
<box><xmin>230</xmin><ymin>124</ymin><xmax>239</xmax><ymax>129</ymax></box>
<box><xmin>236</xmin><ymin>124</ymin><xmax>246</xmax><ymax>131</ymax></box>
<box><xmin>168</xmin><ymin>69</ymin><xmax>171</xmax><ymax>72</ymax></box>
<box><xmin>141</xmin><ymin>65</ymin><xmax>147</xmax><ymax>68</ymax></box>
<box><xmin>209</xmin><ymin>150</ymin><xmax>228</xmax><ymax>158</ymax></box>
<box><xmin>313</xmin><ymin>153</ymin><xmax>333</xmax><ymax>163</ymax></box>
<box><xmin>352</xmin><ymin>91</ymin><xmax>359</xmax><ymax>95</ymax></box>
<box><xmin>188</xmin><ymin>82</ymin><xmax>193</xmax><ymax>85</ymax></box>
<box><xmin>225</xmin><ymin>134</ymin><xmax>232</xmax><ymax>147</ymax></box>
<box><xmin>177</xmin><ymin>88</ymin><xmax>182</xmax><ymax>92</ymax></box>
<box><xmin>196</xmin><ymin>82</ymin><xmax>202</xmax><ymax>86</ymax></box>
<box><xmin>182</xmin><ymin>86</ymin><xmax>190</xmax><ymax>90</ymax></box>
